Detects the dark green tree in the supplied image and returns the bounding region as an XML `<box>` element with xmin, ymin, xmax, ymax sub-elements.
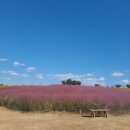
<box><xmin>126</xmin><ymin>84</ymin><xmax>130</xmax><ymax>88</ymax></box>
<box><xmin>0</xmin><ymin>83</ymin><xmax>4</xmax><ymax>86</ymax></box>
<box><xmin>72</xmin><ymin>80</ymin><xmax>81</xmax><ymax>85</ymax></box>
<box><xmin>95</xmin><ymin>84</ymin><xmax>100</xmax><ymax>87</ymax></box>
<box><xmin>115</xmin><ymin>84</ymin><xmax>121</xmax><ymax>88</ymax></box>
<box><xmin>62</xmin><ymin>80</ymin><xmax>66</xmax><ymax>85</ymax></box>
<box><xmin>62</xmin><ymin>79</ymin><xmax>81</xmax><ymax>85</ymax></box>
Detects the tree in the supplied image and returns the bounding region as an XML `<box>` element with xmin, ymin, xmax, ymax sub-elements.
<box><xmin>62</xmin><ymin>80</ymin><xmax>66</xmax><ymax>85</ymax></box>
<box><xmin>126</xmin><ymin>84</ymin><xmax>130</xmax><ymax>88</ymax></box>
<box><xmin>62</xmin><ymin>79</ymin><xmax>81</xmax><ymax>85</ymax></box>
<box><xmin>115</xmin><ymin>84</ymin><xmax>121</xmax><ymax>88</ymax></box>
<box><xmin>95</xmin><ymin>84</ymin><xmax>100</xmax><ymax>87</ymax></box>
<box><xmin>72</xmin><ymin>80</ymin><xmax>81</xmax><ymax>85</ymax></box>
<box><xmin>0</xmin><ymin>83</ymin><xmax>4</xmax><ymax>86</ymax></box>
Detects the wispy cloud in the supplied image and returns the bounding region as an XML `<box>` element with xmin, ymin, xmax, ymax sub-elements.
<box><xmin>118</xmin><ymin>79</ymin><xmax>130</xmax><ymax>85</ymax></box>
<box><xmin>48</xmin><ymin>73</ymin><xmax>95</xmax><ymax>81</ymax></box>
<box><xmin>13</xmin><ymin>61</ymin><xmax>25</xmax><ymax>66</ymax></box>
<box><xmin>36</xmin><ymin>73</ymin><xmax>44</xmax><ymax>79</ymax></box>
<box><xmin>0</xmin><ymin>77</ymin><xmax>11</xmax><ymax>80</ymax></box>
<box><xmin>48</xmin><ymin>73</ymin><xmax>104</xmax><ymax>85</ymax></box>
<box><xmin>82</xmin><ymin>77</ymin><xmax>106</xmax><ymax>86</ymax></box>
<box><xmin>20</xmin><ymin>74</ymin><xmax>28</xmax><ymax>77</ymax></box>
<box><xmin>112</xmin><ymin>72</ymin><xmax>124</xmax><ymax>77</ymax></box>
<box><xmin>3</xmin><ymin>70</ymin><xmax>19</xmax><ymax>76</ymax></box>
<box><xmin>99</xmin><ymin>77</ymin><xmax>106</xmax><ymax>81</ymax></box>
<box><xmin>85</xmin><ymin>73</ymin><xmax>94</xmax><ymax>77</ymax></box>
<box><xmin>48</xmin><ymin>73</ymin><xmax>94</xmax><ymax>80</ymax></box>
<box><xmin>48</xmin><ymin>73</ymin><xmax>82</xmax><ymax>81</ymax></box>
<box><xmin>26</xmin><ymin>67</ymin><xmax>36</xmax><ymax>72</ymax></box>
<box><xmin>2</xmin><ymin>70</ymin><xmax>28</xmax><ymax>77</ymax></box>
<box><xmin>0</xmin><ymin>58</ymin><xmax>8</xmax><ymax>62</ymax></box>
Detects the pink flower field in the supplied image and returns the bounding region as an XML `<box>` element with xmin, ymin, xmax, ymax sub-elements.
<box><xmin>0</xmin><ymin>85</ymin><xmax>130</xmax><ymax>113</ymax></box>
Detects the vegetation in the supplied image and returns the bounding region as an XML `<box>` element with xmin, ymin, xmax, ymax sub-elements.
<box><xmin>0</xmin><ymin>85</ymin><xmax>130</xmax><ymax>114</ymax></box>
<box><xmin>62</xmin><ymin>79</ymin><xmax>81</xmax><ymax>85</ymax></box>
<box><xmin>126</xmin><ymin>84</ymin><xmax>130</xmax><ymax>88</ymax></box>
<box><xmin>95</xmin><ymin>84</ymin><xmax>100</xmax><ymax>87</ymax></box>
<box><xmin>115</xmin><ymin>84</ymin><xmax>121</xmax><ymax>88</ymax></box>
<box><xmin>0</xmin><ymin>83</ymin><xmax>4</xmax><ymax>86</ymax></box>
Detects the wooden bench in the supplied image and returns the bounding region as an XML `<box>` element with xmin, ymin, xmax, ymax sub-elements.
<box><xmin>89</xmin><ymin>109</ymin><xmax>109</xmax><ymax>118</ymax></box>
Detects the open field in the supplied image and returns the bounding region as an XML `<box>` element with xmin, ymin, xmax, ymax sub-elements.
<box><xmin>0</xmin><ymin>85</ymin><xmax>130</xmax><ymax>113</ymax></box>
<box><xmin>0</xmin><ymin>107</ymin><xmax>130</xmax><ymax>130</ymax></box>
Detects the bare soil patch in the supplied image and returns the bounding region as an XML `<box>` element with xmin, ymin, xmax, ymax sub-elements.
<box><xmin>0</xmin><ymin>107</ymin><xmax>130</xmax><ymax>130</ymax></box>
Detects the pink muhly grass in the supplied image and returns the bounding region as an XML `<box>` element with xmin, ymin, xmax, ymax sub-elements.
<box><xmin>0</xmin><ymin>85</ymin><xmax>130</xmax><ymax>113</ymax></box>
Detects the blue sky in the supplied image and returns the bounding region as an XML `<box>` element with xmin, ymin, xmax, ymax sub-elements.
<box><xmin>0</xmin><ymin>0</ymin><xmax>130</xmax><ymax>86</ymax></box>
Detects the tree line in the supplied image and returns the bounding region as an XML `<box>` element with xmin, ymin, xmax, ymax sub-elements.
<box><xmin>61</xmin><ymin>79</ymin><xmax>130</xmax><ymax>88</ymax></box>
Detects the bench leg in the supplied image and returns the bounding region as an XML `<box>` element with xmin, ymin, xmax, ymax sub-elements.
<box><xmin>79</xmin><ymin>109</ymin><xmax>82</xmax><ymax>115</ymax></box>
<box><xmin>105</xmin><ymin>111</ymin><xmax>108</xmax><ymax>118</ymax></box>
<box><xmin>91</xmin><ymin>111</ymin><xmax>94</xmax><ymax>118</ymax></box>
<box><xmin>104</xmin><ymin>111</ymin><xmax>108</xmax><ymax>118</ymax></box>
<box><xmin>91</xmin><ymin>111</ymin><xmax>95</xmax><ymax>118</ymax></box>
<box><xmin>93</xmin><ymin>111</ymin><xmax>95</xmax><ymax>118</ymax></box>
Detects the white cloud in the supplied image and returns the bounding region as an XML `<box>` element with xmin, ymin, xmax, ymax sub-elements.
<box><xmin>13</xmin><ymin>61</ymin><xmax>25</xmax><ymax>66</ymax></box>
<box><xmin>36</xmin><ymin>73</ymin><xmax>44</xmax><ymax>79</ymax></box>
<box><xmin>0</xmin><ymin>77</ymin><xmax>11</xmax><ymax>80</ymax></box>
<box><xmin>118</xmin><ymin>80</ymin><xmax>130</xmax><ymax>85</ymax></box>
<box><xmin>85</xmin><ymin>73</ymin><xmax>94</xmax><ymax>77</ymax></box>
<box><xmin>99</xmin><ymin>77</ymin><xmax>106</xmax><ymax>81</ymax></box>
<box><xmin>2</xmin><ymin>70</ymin><xmax>28</xmax><ymax>77</ymax></box>
<box><xmin>48</xmin><ymin>73</ymin><xmax>81</xmax><ymax>81</ymax></box>
<box><xmin>20</xmin><ymin>74</ymin><xmax>28</xmax><ymax>77</ymax></box>
<box><xmin>112</xmin><ymin>72</ymin><xmax>124</xmax><ymax>77</ymax></box>
<box><xmin>3</xmin><ymin>70</ymin><xmax>19</xmax><ymax>76</ymax></box>
<box><xmin>82</xmin><ymin>77</ymin><xmax>106</xmax><ymax>86</ymax></box>
<box><xmin>26</xmin><ymin>67</ymin><xmax>36</xmax><ymax>72</ymax></box>
<box><xmin>0</xmin><ymin>58</ymin><xmax>8</xmax><ymax>62</ymax></box>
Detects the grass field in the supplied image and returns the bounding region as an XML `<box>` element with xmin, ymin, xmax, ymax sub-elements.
<box><xmin>0</xmin><ymin>85</ymin><xmax>130</xmax><ymax>114</ymax></box>
<box><xmin>0</xmin><ymin>107</ymin><xmax>130</xmax><ymax>130</ymax></box>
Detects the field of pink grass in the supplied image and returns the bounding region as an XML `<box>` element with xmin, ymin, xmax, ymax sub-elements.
<box><xmin>0</xmin><ymin>85</ymin><xmax>130</xmax><ymax>113</ymax></box>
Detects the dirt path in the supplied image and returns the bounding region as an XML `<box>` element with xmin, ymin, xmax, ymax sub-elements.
<box><xmin>0</xmin><ymin>107</ymin><xmax>130</xmax><ymax>130</ymax></box>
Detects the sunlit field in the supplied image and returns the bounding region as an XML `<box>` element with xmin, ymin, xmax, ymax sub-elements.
<box><xmin>0</xmin><ymin>85</ymin><xmax>130</xmax><ymax>114</ymax></box>
<box><xmin>121</xmin><ymin>88</ymin><xmax>130</xmax><ymax>91</ymax></box>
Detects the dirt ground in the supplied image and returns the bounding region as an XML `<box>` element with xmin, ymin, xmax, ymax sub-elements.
<box><xmin>0</xmin><ymin>107</ymin><xmax>130</xmax><ymax>130</ymax></box>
